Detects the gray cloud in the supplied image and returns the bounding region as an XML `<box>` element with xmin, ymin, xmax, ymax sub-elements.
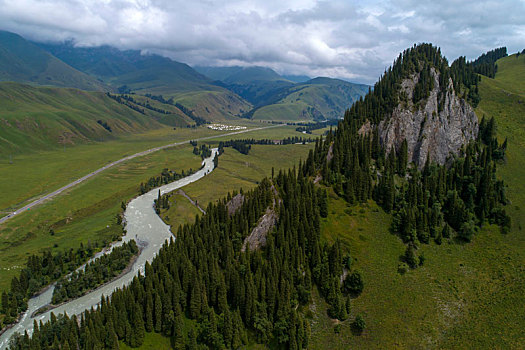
<box><xmin>0</xmin><ymin>0</ymin><xmax>523</xmax><ymax>84</ymax></box>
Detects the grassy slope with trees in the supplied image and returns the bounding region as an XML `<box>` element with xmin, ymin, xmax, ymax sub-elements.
<box><xmin>108</xmin><ymin>50</ymin><xmax>525</xmax><ymax>349</ymax></box>
<box><xmin>38</xmin><ymin>42</ymin><xmax>253</xmax><ymax>121</ymax></box>
<box><xmin>309</xmin><ymin>52</ymin><xmax>525</xmax><ymax>348</ymax></box>
<box><xmin>0</xmin><ymin>82</ymin><xmax>194</xmax><ymax>155</ymax></box>
<box><xmin>104</xmin><ymin>47</ymin><xmax>523</xmax><ymax>347</ymax></box>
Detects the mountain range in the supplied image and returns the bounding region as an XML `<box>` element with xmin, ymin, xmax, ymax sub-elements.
<box><xmin>0</xmin><ymin>30</ymin><xmax>368</xmax><ymax>125</ymax></box>
<box><xmin>195</xmin><ymin>65</ymin><xmax>369</xmax><ymax>121</ymax></box>
<box><xmin>0</xmin><ymin>31</ymin><xmax>108</xmax><ymax>91</ymax></box>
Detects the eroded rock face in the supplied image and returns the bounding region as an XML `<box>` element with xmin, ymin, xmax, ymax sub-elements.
<box><xmin>226</xmin><ymin>193</ymin><xmax>244</xmax><ymax>216</ymax></box>
<box><xmin>378</xmin><ymin>68</ymin><xmax>478</xmax><ymax>167</ymax></box>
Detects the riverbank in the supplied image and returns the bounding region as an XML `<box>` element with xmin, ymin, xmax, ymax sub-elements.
<box><xmin>0</xmin><ymin>149</ymin><xmax>218</xmax><ymax>349</ymax></box>
<box><xmin>31</xmin><ymin>251</ymin><xmax>141</xmax><ymax>318</ymax></box>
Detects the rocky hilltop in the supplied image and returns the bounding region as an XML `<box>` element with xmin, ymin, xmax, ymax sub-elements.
<box><xmin>377</xmin><ymin>67</ymin><xmax>478</xmax><ymax>167</ymax></box>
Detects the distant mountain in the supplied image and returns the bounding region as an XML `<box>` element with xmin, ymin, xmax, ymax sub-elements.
<box><xmin>0</xmin><ymin>31</ymin><xmax>108</xmax><ymax>91</ymax></box>
<box><xmin>196</xmin><ymin>65</ymin><xmax>369</xmax><ymax>121</ymax></box>
<box><xmin>195</xmin><ymin>66</ymin><xmax>295</xmax><ymax>107</ymax></box>
<box><xmin>249</xmin><ymin>77</ymin><xmax>369</xmax><ymax>122</ymax></box>
<box><xmin>195</xmin><ymin>66</ymin><xmax>288</xmax><ymax>84</ymax></box>
<box><xmin>40</xmin><ymin>44</ymin><xmax>214</xmax><ymax>92</ymax></box>
<box><xmin>282</xmin><ymin>75</ymin><xmax>311</xmax><ymax>83</ymax></box>
<box><xmin>0</xmin><ymin>82</ymin><xmax>193</xmax><ymax>154</ymax></box>
<box><xmin>38</xmin><ymin>42</ymin><xmax>252</xmax><ymax>121</ymax></box>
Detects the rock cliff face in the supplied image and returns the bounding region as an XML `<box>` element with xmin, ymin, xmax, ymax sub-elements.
<box><xmin>378</xmin><ymin>68</ymin><xmax>478</xmax><ymax>167</ymax></box>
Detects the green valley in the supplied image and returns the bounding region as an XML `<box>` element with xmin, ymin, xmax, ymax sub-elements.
<box><xmin>0</xmin><ymin>8</ymin><xmax>524</xmax><ymax>349</ymax></box>
<box><xmin>0</xmin><ymin>82</ymin><xmax>194</xmax><ymax>155</ymax></box>
<box><xmin>38</xmin><ymin>43</ymin><xmax>253</xmax><ymax>121</ymax></box>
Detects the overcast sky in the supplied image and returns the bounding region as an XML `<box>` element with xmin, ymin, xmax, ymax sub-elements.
<box><xmin>1</xmin><ymin>0</ymin><xmax>523</xmax><ymax>84</ymax></box>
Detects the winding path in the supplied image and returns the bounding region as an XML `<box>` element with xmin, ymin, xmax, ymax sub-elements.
<box><xmin>0</xmin><ymin>149</ymin><xmax>219</xmax><ymax>349</ymax></box>
<box><xmin>0</xmin><ymin>124</ymin><xmax>282</xmax><ymax>225</ymax></box>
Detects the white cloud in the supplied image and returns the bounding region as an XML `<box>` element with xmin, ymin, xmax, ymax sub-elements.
<box><xmin>0</xmin><ymin>0</ymin><xmax>523</xmax><ymax>84</ymax></box>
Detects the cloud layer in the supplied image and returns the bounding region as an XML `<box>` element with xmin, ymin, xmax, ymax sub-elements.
<box><xmin>1</xmin><ymin>0</ymin><xmax>524</xmax><ymax>83</ymax></box>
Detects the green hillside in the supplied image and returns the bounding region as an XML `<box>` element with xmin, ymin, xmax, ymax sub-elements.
<box><xmin>0</xmin><ymin>31</ymin><xmax>108</xmax><ymax>91</ymax></box>
<box><xmin>250</xmin><ymin>102</ymin><xmax>313</xmax><ymax>121</ymax></box>
<box><xmin>169</xmin><ymin>90</ymin><xmax>252</xmax><ymax>121</ymax></box>
<box><xmin>251</xmin><ymin>77</ymin><xmax>369</xmax><ymax>121</ymax></box>
<box><xmin>0</xmin><ymin>82</ymin><xmax>192</xmax><ymax>154</ymax></box>
<box><xmin>309</xmin><ymin>52</ymin><xmax>525</xmax><ymax>349</ymax></box>
<box><xmin>196</xmin><ymin>66</ymin><xmax>369</xmax><ymax>122</ymax></box>
<box><xmin>39</xmin><ymin>44</ymin><xmax>212</xmax><ymax>90</ymax></box>
<box><xmin>476</xmin><ymin>53</ymin><xmax>525</xmax><ymax>242</ymax></box>
<box><xmin>39</xmin><ymin>43</ymin><xmax>253</xmax><ymax>121</ymax></box>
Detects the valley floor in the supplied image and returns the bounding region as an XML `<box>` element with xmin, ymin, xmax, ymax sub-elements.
<box><xmin>0</xmin><ymin>123</ymin><xmax>310</xmax><ymax>292</ymax></box>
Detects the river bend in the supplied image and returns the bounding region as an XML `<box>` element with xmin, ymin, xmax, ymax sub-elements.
<box><xmin>0</xmin><ymin>149</ymin><xmax>218</xmax><ymax>349</ymax></box>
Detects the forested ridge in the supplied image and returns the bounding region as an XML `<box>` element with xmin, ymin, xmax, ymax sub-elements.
<box><xmin>9</xmin><ymin>174</ymin><xmax>359</xmax><ymax>349</ymax></box>
<box><xmin>301</xmin><ymin>44</ymin><xmax>510</xmax><ymax>271</ymax></box>
<box><xmin>471</xmin><ymin>47</ymin><xmax>507</xmax><ymax>78</ymax></box>
<box><xmin>344</xmin><ymin>43</ymin><xmax>487</xmax><ymax>123</ymax></box>
<box><xmin>6</xmin><ymin>43</ymin><xmax>512</xmax><ymax>349</ymax></box>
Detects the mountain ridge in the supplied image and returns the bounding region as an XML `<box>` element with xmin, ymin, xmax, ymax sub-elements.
<box><xmin>37</xmin><ymin>41</ymin><xmax>252</xmax><ymax>121</ymax></box>
<box><xmin>0</xmin><ymin>31</ymin><xmax>109</xmax><ymax>91</ymax></box>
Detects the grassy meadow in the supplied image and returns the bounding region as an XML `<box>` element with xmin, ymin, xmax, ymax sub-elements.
<box><xmin>0</xmin><ymin>145</ymin><xmax>202</xmax><ymax>291</ymax></box>
<box><xmin>0</xmin><ymin>123</ymin><xmax>308</xmax><ymax>212</ymax></box>
<box><xmin>183</xmin><ymin>143</ymin><xmax>314</xmax><ymax>207</ymax></box>
<box><xmin>0</xmin><ymin>126</ymin><xmax>211</xmax><ymax>212</ymax></box>
<box><xmin>160</xmin><ymin>193</ymin><xmax>203</xmax><ymax>230</ymax></box>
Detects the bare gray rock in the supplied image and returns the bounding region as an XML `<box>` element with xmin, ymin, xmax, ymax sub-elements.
<box><xmin>226</xmin><ymin>193</ymin><xmax>244</xmax><ymax>216</ymax></box>
<box><xmin>378</xmin><ymin>68</ymin><xmax>478</xmax><ymax>167</ymax></box>
<box><xmin>241</xmin><ymin>207</ymin><xmax>277</xmax><ymax>252</ymax></box>
<box><xmin>326</xmin><ymin>143</ymin><xmax>334</xmax><ymax>162</ymax></box>
<box><xmin>241</xmin><ymin>184</ymin><xmax>281</xmax><ymax>252</ymax></box>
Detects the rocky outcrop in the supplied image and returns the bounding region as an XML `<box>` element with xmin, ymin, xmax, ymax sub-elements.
<box><xmin>241</xmin><ymin>207</ymin><xmax>277</xmax><ymax>252</ymax></box>
<box><xmin>226</xmin><ymin>193</ymin><xmax>244</xmax><ymax>216</ymax></box>
<box><xmin>378</xmin><ymin>68</ymin><xmax>478</xmax><ymax>167</ymax></box>
<box><xmin>241</xmin><ymin>184</ymin><xmax>281</xmax><ymax>252</ymax></box>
